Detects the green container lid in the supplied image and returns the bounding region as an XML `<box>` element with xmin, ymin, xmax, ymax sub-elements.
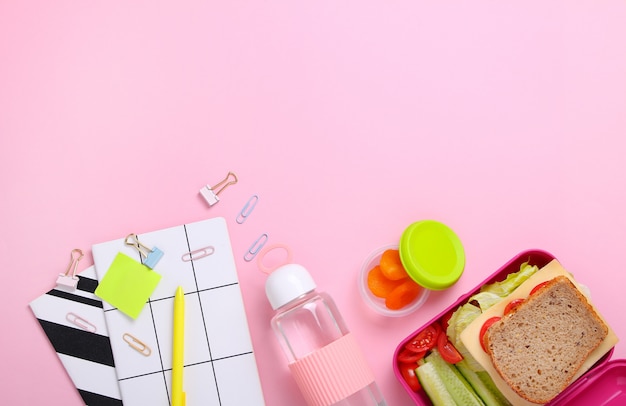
<box><xmin>399</xmin><ymin>220</ymin><xmax>465</xmax><ymax>290</ymax></box>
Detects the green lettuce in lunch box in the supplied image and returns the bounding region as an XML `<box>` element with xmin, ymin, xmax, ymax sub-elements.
<box><xmin>446</xmin><ymin>261</ymin><xmax>539</xmax><ymax>370</ymax></box>
<box><xmin>415</xmin><ymin>262</ymin><xmax>539</xmax><ymax>406</ymax></box>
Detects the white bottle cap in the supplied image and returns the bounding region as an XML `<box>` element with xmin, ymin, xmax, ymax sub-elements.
<box><xmin>265</xmin><ymin>264</ymin><xmax>317</xmax><ymax>310</ymax></box>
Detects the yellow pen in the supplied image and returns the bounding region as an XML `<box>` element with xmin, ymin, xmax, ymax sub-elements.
<box><xmin>172</xmin><ymin>286</ymin><xmax>186</xmax><ymax>406</ymax></box>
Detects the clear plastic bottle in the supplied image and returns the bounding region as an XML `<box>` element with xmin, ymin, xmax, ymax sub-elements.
<box><xmin>265</xmin><ymin>263</ymin><xmax>387</xmax><ymax>406</ymax></box>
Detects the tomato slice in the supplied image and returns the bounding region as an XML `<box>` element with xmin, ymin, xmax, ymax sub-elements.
<box><xmin>437</xmin><ymin>331</ymin><xmax>463</xmax><ymax>364</ymax></box>
<box><xmin>399</xmin><ymin>362</ymin><xmax>421</xmax><ymax>392</ymax></box>
<box><xmin>405</xmin><ymin>323</ymin><xmax>441</xmax><ymax>353</ymax></box>
<box><xmin>440</xmin><ymin>310</ymin><xmax>455</xmax><ymax>332</ymax></box>
<box><xmin>397</xmin><ymin>348</ymin><xmax>426</xmax><ymax>364</ymax></box>
<box><xmin>503</xmin><ymin>298</ymin><xmax>524</xmax><ymax>315</ymax></box>
<box><xmin>530</xmin><ymin>281</ymin><xmax>550</xmax><ymax>295</ymax></box>
<box><xmin>479</xmin><ymin>317</ymin><xmax>501</xmax><ymax>353</ymax></box>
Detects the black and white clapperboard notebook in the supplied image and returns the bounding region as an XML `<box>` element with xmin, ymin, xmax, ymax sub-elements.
<box><xmin>30</xmin><ymin>265</ymin><xmax>124</xmax><ymax>406</ymax></box>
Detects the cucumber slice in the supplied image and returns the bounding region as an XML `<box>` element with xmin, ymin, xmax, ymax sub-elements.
<box><xmin>476</xmin><ymin>371</ymin><xmax>512</xmax><ymax>406</ymax></box>
<box><xmin>416</xmin><ymin>362</ymin><xmax>456</xmax><ymax>406</ymax></box>
<box><xmin>425</xmin><ymin>349</ymin><xmax>485</xmax><ymax>406</ymax></box>
<box><xmin>456</xmin><ymin>360</ymin><xmax>510</xmax><ymax>406</ymax></box>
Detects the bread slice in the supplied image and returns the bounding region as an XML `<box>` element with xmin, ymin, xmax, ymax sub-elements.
<box><xmin>484</xmin><ymin>275</ymin><xmax>608</xmax><ymax>404</ymax></box>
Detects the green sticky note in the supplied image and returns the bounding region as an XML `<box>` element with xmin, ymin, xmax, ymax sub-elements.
<box><xmin>95</xmin><ymin>252</ymin><xmax>162</xmax><ymax>319</ymax></box>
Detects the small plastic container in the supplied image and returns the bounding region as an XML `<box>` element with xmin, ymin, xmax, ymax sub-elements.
<box><xmin>359</xmin><ymin>220</ymin><xmax>465</xmax><ymax>317</ymax></box>
<box><xmin>359</xmin><ymin>244</ymin><xmax>430</xmax><ymax>317</ymax></box>
<box><xmin>392</xmin><ymin>249</ymin><xmax>622</xmax><ymax>405</ymax></box>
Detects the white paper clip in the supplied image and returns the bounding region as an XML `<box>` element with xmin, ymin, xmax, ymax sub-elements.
<box><xmin>66</xmin><ymin>312</ymin><xmax>97</xmax><ymax>333</ymax></box>
<box><xmin>200</xmin><ymin>171</ymin><xmax>238</xmax><ymax>206</ymax></box>
<box><xmin>236</xmin><ymin>194</ymin><xmax>259</xmax><ymax>224</ymax></box>
<box><xmin>244</xmin><ymin>233</ymin><xmax>269</xmax><ymax>262</ymax></box>
<box><xmin>182</xmin><ymin>246</ymin><xmax>215</xmax><ymax>262</ymax></box>
<box><xmin>56</xmin><ymin>249</ymin><xmax>84</xmax><ymax>290</ymax></box>
<box><xmin>123</xmin><ymin>333</ymin><xmax>152</xmax><ymax>356</ymax></box>
<box><xmin>125</xmin><ymin>234</ymin><xmax>164</xmax><ymax>269</ymax></box>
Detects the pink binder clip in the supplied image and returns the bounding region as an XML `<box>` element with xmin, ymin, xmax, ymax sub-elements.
<box><xmin>200</xmin><ymin>172</ymin><xmax>238</xmax><ymax>206</ymax></box>
<box><xmin>56</xmin><ymin>249</ymin><xmax>83</xmax><ymax>290</ymax></box>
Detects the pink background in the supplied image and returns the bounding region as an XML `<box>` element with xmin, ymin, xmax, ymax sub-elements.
<box><xmin>2</xmin><ymin>1</ymin><xmax>625</xmax><ymax>405</ymax></box>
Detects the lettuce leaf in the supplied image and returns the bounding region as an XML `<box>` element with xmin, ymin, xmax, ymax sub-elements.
<box><xmin>479</xmin><ymin>261</ymin><xmax>538</xmax><ymax>297</ymax></box>
<box><xmin>446</xmin><ymin>303</ymin><xmax>483</xmax><ymax>370</ymax></box>
<box><xmin>445</xmin><ymin>261</ymin><xmax>540</xmax><ymax>371</ymax></box>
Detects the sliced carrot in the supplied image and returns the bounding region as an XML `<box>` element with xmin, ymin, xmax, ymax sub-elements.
<box><xmin>367</xmin><ymin>265</ymin><xmax>404</xmax><ymax>298</ymax></box>
<box><xmin>385</xmin><ymin>279</ymin><xmax>422</xmax><ymax>310</ymax></box>
<box><xmin>379</xmin><ymin>249</ymin><xmax>407</xmax><ymax>280</ymax></box>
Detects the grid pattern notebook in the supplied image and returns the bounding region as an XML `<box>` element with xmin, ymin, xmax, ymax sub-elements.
<box><xmin>92</xmin><ymin>217</ymin><xmax>265</xmax><ymax>406</ymax></box>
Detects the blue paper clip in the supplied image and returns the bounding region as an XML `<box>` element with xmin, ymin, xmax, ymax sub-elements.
<box><xmin>236</xmin><ymin>194</ymin><xmax>259</xmax><ymax>224</ymax></box>
<box><xmin>244</xmin><ymin>233</ymin><xmax>268</xmax><ymax>262</ymax></box>
<box><xmin>125</xmin><ymin>234</ymin><xmax>164</xmax><ymax>269</ymax></box>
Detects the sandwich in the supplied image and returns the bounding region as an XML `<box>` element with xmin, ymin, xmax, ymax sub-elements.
<box><xmin>459</xmin><ymin>260</ymin><xmax>618</xmax><ymax>406</ymax></box>
<box><xmin>484</xmin><ymin>275</ymin><xmax>608</xmax><ymax>404</ymax></box>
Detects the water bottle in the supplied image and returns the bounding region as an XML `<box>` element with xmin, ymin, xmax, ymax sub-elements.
<box><xmin>265</xmin><ymin>263</ymin><xmax>387</xmax><ymax>406</ymax></box>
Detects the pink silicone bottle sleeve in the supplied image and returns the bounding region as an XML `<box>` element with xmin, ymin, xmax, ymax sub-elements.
<box><xmin>288</xmin><ymin>333</ymin><xmax>376</xmax><ymax>406</ymax></box>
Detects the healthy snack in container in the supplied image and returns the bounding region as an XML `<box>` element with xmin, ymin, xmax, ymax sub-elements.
<box><xmin>367</xmin><ymin>248</ymin><xmax>425</xmax><ymax>310</ymax></box>
<box><xmin>460</xmin><ymin>259</ymin><xmax>618</xmax><ymax>405</ymax></box>
<box><xmin>360</xmin><ymin>220</ymin><xmax>465</xmax><ymax>317</ymax></box>
<box><xmin>394</xmin><ymin>250</ymin><xmax>619</xmax><ymax>406</ymax></box>
<box><xmin>483</xmin><ymin>276</ymin><xmax>608</xmax><ymax>403</ymax></box>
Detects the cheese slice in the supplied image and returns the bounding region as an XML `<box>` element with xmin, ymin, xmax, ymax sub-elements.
<box><xmin>459</xmin><ymin>260</ymin><xmax>618</xmax><ymax>406</ymax></box>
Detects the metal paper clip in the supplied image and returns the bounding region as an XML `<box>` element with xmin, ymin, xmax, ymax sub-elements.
<box><xmin>56</xmin><ymin>249</ymin><xmax>84</xmax><ymax>290</ymax></box>
<box><xmin>199</xmin><ymin>171</ymin><xmax>238</xmax><ymax>206</ymax></box>
<box><xmin>125</xmin><ymin>234</ymin><xmax>164</xmax><ymax>269</ymax></box>
<box><xmin>66</xmin><ymin>312</ymin><xmax>97</xmax><ymax>333</ymax></box>
<box><xmin>182</xmin><ymin>246</ymin><xmax>215</xmax><ymax>262</ymax></box>
<box><xmin>244</xmin><ymin>233</ymin><xmax>269</xmax><ymax>262</ymax></box>
<box><xmin>236</xmin><ymin>194</ymin><xmax>259</xmax><ymax>224</ymax></box>
<box><xmin>123</xmin><ymin>333</ymin><xmax>152</xmax><ymax>356</ymax></box>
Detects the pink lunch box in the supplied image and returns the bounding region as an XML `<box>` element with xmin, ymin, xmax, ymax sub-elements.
<box><xmin>392</xmin><ymin>249</ymin><xmax>625</xmax><ymax>405</ymax></box>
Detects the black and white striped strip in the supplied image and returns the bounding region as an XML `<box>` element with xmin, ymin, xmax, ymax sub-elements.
<box><xmin>30</xmin><ymin>266</ymin><xmax>124</xmax><ymax>406</ymax></box>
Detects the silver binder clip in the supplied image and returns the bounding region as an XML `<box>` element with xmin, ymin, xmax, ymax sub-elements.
<box><xmin>125</xmin><ymin>234</ymin><xmax>164</xmax><ymax>269</ymax></box>
<box><xmin>200</xmin><ymin>171</ymin><xmax>238</xmax><ymax>206</ymax></box>
<box><xmin>56</xmin><ymin>249</ymin><xmax>84</xmax><ymax>290</ymax></box>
